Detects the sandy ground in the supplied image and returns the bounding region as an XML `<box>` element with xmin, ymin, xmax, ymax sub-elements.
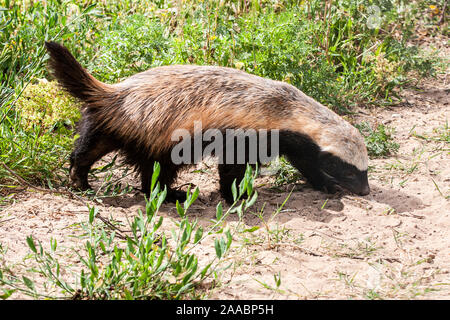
<box><xmin>1</xmin><ymin>60</ymin><xmax>449</xmax><ymax>300</ymax></box>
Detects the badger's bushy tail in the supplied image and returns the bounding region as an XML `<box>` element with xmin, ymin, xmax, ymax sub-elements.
<box><xmin>45</xmin><ymin>41</ymin><xmax>112</xmax><ymax>104</ymax></box>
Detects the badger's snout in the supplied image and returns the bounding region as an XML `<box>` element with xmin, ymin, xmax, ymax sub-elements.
<box><xmin>358</xmin><ymin>183</ymin><xmax>370</xmax><ymax>196</ymax></box>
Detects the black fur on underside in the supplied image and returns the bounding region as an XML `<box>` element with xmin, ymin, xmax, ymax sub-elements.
<box><xmin>70</xmin><ymin>120</ymin><xmax>278</xmax><ymax>203</ymax></box>
<box><xmin>69</xmin><ymin>115</ymin><xmax>369</xmax><ymax>204</ymax></box>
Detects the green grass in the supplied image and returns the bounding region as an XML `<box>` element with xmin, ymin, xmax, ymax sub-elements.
<box><xmin>411</xmin><ymin>121</ymin><xmax>450</xmax><ymax>143</ymax></box>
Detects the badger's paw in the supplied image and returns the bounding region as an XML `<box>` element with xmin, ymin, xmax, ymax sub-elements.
<box><xmin>166</xmin><ymin>189</ymin><xmax>188</xmax><ymax>204</ymax></box>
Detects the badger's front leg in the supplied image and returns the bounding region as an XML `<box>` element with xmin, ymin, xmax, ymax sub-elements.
<box><xmin>140</xmin><ymin>160</ymin><xmax>186</xmax><ymax>203</ymax></box>
<box><xmin>293</xmin><ymin>161</ymin><xmax>338</xmax><ymax>194</ymax></box>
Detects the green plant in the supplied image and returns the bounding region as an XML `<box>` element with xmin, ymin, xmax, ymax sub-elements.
<box><xmin>0</xmin><ymin>81</ymin><xmax>80</xmax><ymax>185</ymax></box>
<box><xmin>0</xmin><ymin>1</ymin><xmax>99</xmax><ymax>187</ymax></box>
<box><xmin>355</xmin><ymin>122</ymin><xmax>400</xmax><ymax>157</ymax></box>
<box><xmin>252</xmin><ymin>188</ymin><xmax>292</xmax><ymax>249</ymax></box>
<box><xmin>0</xmin><ymin>162</ymin><xmax>258</xmax><ymax>299</ymax></box>
<box><xmin>85</xmin><ymin>14</ymin><xmax>172</xmax><ymax>82</ymax></box>
<box><xmin>15</xmin><ymin>80</ymin><xmax>80</xmax><ymax>131</ymax></box>
<box><xmin>411</xmin><ymin>121</ymin><xmax>450</xmax><ymax>143</ymax></box>
<box><xmin>271</xmin><ymin>157</ymin><xmax>303</xmax><ymax>187</ymax></box>
<box><xmin>254</xmin><ymin>271</ymin><xmax>286</xmax><ymax>295</ymax></box>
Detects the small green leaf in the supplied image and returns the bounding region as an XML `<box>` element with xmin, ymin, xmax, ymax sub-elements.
<box><xmin>0</xmin><ymin>289</ymin><xmax>16</xmax><ymax>300</ymax></box>
<box><xmin>26</xmin><ymin>236</ymin><xmax>36</xmax><ymax>253</ymax></box>
<box><xmin>187</xmin><ymin>187</ymin><xmax>199</xmax><ymax>208</ymax></box>
<box><xmin>151</xmin><ymin>162</ymin><xmax>161</xmax><ymax>191</ymax></box>
<box><xmin>194</xmin><ymin>226</ymin><xmax>203</xmax><ymax>243</ymax></box>
<box><xmin>114</xmin><ymin>246</ymin><xmax>123</xmax><ymax>262</ymax></box>
<box><xmin>216</xmin><ymin>201</ymin><xmax>223</xmax><ymax>220</ymax></box>
<box><xmin>233</xmin><ymin>202</ymin><xmax>244</xmax><ymax>219</ymax></box>
<box><xmin>242</xmin><ymin>226</ymin><xmax>260</xmax><ymax>233</ymax></box>
<box><xmin>185</xmin><ymin>254</ymin><xmax>195</xmax><ymax>270</ymax></box>
<box><xmin>22</xmin><ymin>276</ymin><xmax>35</xmax><ymax>292</ymax></box>
<box><xmin>200</xmin><ymin>262</ymin><xmax>213</xmax><ymax>278</ymax></box>
<box><xmin>231</xmin><ymin>180</ymin><xmax>237</xmax><ymax>201</ymax></box>
<box><xmin>214</xmin><ymin>238</ymin><xmax>223</xmax><ymax>258</ymax></box>
<box><xmin>239</xmin><ymin>176</ymin><xmax>247</xmax><ymax>197</ymax></box>
<box><xmin>156</xmin><ymin>186</ymin><xmax>167</xmax><ymax>208</ymax></box>
<box><xmin>245</xmin><ymin>191</ymin><xmax>258</xmax><ymax>209</ymax></box>
<box><xmin>226</xmin><ymin>230</ymin><xmax>233</xmax><ymax>250</ymax></box>
<box><xmin>81</xmin><ymin>3</ymin><xmax>97</xmax><ymax>14</ymax></box>
<box><xmin>180</xmin><ymin>224</ymin><xmax>191</xmax><ymax>245</ymax></box>
<box><xmin>88</xmin><ymin>206</ymin><xmax>98</xmax><ymax>224</ymax></box>
<box><xmin>124</xmin><ymin>288</ymin><xmax>133</xmax><ymax>300</ymax></box>
<box><xmin>99</xmin><ymin>241</ymin><xmax>106</xmax><ymax>253</ymax></box>
<box><xmin>176</xmin><ymin>200</ymin><xmax>185</xmax><ymax>218</ymax></box>
<box><xmin>80</xmin><ymin>269</ymin><xmax>86</xmax><ymax>288</ymax></box>
<box><xmin>177</xmin><ymin>283</ymin><xmax>194</xmax><ymax>296</ymax></box>
<box><xmin>50</xmin><ymin>238</ymin><xmax>57</xmax><ymax>252</ymax></box>
<box><xmin>274</xmin><ymin>272</ymin><xmax>281</xmax><ymax>287</ymax></box>
<box><xmin>154</xmin><ymin>216</ymin><xmax>163</xmax><ymax>231</ymax></box>
<box><xmin>182</xmin><ymin>258</ymin><xmax>198</xmax><ymax>285</ymax></box>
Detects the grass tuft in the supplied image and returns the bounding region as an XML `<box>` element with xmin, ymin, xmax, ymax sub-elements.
<box><xmin>356</xmin><ymin>122</ymin><xmax>400</xmax><ymax>157</ymax></box>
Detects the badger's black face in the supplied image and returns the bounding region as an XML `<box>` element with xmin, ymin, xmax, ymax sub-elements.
<box><xmin>319</xmin><ymin>152</ymin><xmax>370</xmax><ymax>196</ymax></box>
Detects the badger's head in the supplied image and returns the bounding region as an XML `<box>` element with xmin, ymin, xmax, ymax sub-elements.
<box><xmin>276</xmin><ymin>85</ymin><xmax>370</xmax><ymax>196</ymax></box>
<box><xmin>318</xmin><ymin>124</ymin><xmax>370</xmax><ymax>196</ymax></box>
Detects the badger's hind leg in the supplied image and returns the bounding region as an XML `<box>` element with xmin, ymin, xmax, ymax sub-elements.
<box><xmin>70</xmin><ymin>127</ymin><xmax>118</xmax><ymax>190</ymax></box>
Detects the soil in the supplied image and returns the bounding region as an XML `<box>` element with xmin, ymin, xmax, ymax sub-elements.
<box><xmin>1</xmin><ymin>45</ymin><xmax>448</xmax><ymax>300</ymax></box>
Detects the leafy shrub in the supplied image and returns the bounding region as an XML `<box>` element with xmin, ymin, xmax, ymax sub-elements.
<box><xmin>86</xmin><ymin>14</ymin><xmax>172</xmax><ymax>82</ymax></box>
<box><xmin>0</xmin><ymin>80</ymin><xmax>80</xmax><ymax>185</ymax></box>
<box><xmin>16</xmin><ymin>80</ymin><xmax>80</xmax><ymax>130</ymax></box>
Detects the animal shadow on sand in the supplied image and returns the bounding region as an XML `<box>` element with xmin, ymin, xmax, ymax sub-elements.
<box><xmin>100</xmin><ymin>180</ymin><xmax>423</xmax><ymax>227</ymax></box>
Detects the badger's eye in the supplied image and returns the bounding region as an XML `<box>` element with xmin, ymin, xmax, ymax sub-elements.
<box><xmin>345</xmin><ymin>172</ymin><xmax>357</xmax><ymax>179</ymax></box>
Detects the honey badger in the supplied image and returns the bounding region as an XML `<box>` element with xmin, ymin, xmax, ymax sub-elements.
<box><xmin>45</xmin><ymin>41</ymin><xmax>370</xmax><ymax>203</ymax></box>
